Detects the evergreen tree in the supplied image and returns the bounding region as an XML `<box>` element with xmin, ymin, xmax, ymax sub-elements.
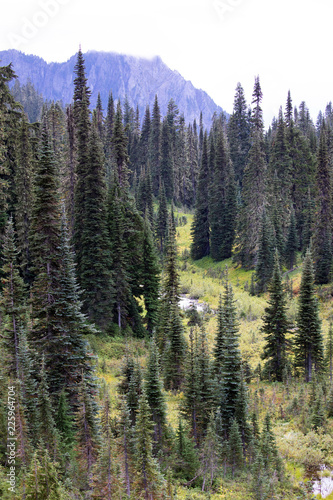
<box><xmin>133</xmin><ymin>390</ymin><xmax>164</xmax><ymax>499</ymax></box>
<box><xmin>209</xmin><ymin>128</ymin><xmax>235</xmax><ymax>260</ymax></box>
<box><xmin>234</xmin><ymin>76</ymin><xmax>267</xmax><ymax>268</ymax></box>
<box><xmin>0</xmin><ymin>217</ymin><xmax>26</xmax><ymax>378</ymax></box>
<box><xmin>15</xmin><ymin>118</ymin><xmax>34</xmax><ymax>282</ymax></box>
<box><xmin>181</xmin><ymin>328</ymin><xmax>199</xmax><ymax>442</ymax></box>
<box><xmin>199</xmin><ymin>412</ymin><xmax>221</xmax><ymax>492</ymax></box>
<box><xmin>156</xmin><ymin>183</ymin><xmax>168</xmax><ymax>255</ymax></box>
<box><xmin>36</xmin><ymin>356</ymin><xmax>59</xmax><ymax>454</ymax></box>
<box><xmin>255</xmin><ymin>209</ymin><xmax>275</xmax><ymax>294</ymax></box>
<box><xmin>285</xmin><ymin>206</ymin><xmax>298</xmax><ymax>270</ymax></box>
<box><xmin>326</xmin><ymin>323</ymin><xmax>333</xmax><ymax>383</ymax></box>
<box><xmin>313</xmin><ymin>124</ymin><xmax>333</xmax><ymax>284</ymax></box>
<box><xmin>112</xmin><ymin>101</ymin><xmax>130</xmax><ymax>187</ymax></box>
<box><xmin>213</xmin><ymin>294</ymin><xmax>225</xmax><ymax>375</ymax></box>
<box><xmin>142</xmin><ymin>214</ymin><xmax>160</xmax><ymax>334</ymax></box>
<box><xmin>218</xmin><ymin>282</ymin><xmax>242</xmax><ymax>436</ymax></box>
<box><xmin>160</xmin><ymin>117</ymin><xmax>173</xmax><ymax>201</ymax></box>
<box><xmin>55</xmin><ymin>390</ymin><xmax>74</xmax><ymax>450</ymax></box>
<box><xmin>75</xmin><ymin>373</ymin><xmax>100</xmax><ymax>489</ymax></box>
<box><xmin>149</xmin><ymin>95</ymin><xmax>161</xmax><ymax>195</ymax></box>
<box><xmin>261</xmin><ymin>250</ymin><xmax>291</xmax><ymax>381</ymax></box>
<box><xmin>145</xmin><ymin>337</ymin><xmax>167</xmax><ymax>452</ymax></box>
<box><xmin>228</xmin><ymin>419</ymin><xmax>243</xmax><ymax>477</ymax></box>
<box><xmin>79</xmin><ymin>123</ymin><xmax>114</xmax><ymax>327</ymax></box>
<box><xmin>227</xmin><ymin>82</ymin><xmax>251</xmax><ymax>186</ymax></box>
<box><xmin>163</xmin><ymin>300</ymin><xmax>187</xmax><ymax>391</ymax></box>
<box><xmin>190</xmin><ymin>132</ymin><xmax>210</xmax><ymax>260</ymax></box>
<box><xmin>295</xmin><ymin>249</ymin><xmax>324</xmax><ymax>381</ymax></box>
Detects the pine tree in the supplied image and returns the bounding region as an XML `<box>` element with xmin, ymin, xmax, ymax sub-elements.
<box><xmin>261</xmin><ymin>250</ymin><xmax>291</xmax><ymax>381</ymax></box>
<box><xmin>190</xmin><ymin>132</ymin><xmax>210</xmax><ymax>260</ymax></box>
<box><xmin>295</xmin><ymin>249</ymin><xmax>324</xmax><ymax>381</ymax></box>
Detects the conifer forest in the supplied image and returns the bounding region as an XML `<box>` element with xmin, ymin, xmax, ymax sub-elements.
<box><xmin>2</xmin><ymin>50</ymin><xmax>333</xmax><ymax>500</ymax></box>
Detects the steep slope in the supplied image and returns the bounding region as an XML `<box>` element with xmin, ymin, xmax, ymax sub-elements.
<box><xmin>0</xmin><ymin>49</ymin><xmax>225</xmax><ymax>127</ymax></box>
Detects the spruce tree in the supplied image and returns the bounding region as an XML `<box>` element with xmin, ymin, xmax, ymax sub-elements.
<box><xmin>295</xmin><ymin>249</ymin><xmax>324</xmax><ymax>381</ymax></box>
<box><xmin>261</xmin><ymin>250</ymin><xmax>290</xmax><ymax>381</ymax></box>
<box><xmin>190</xmin><ymin>131</ymin><xmax>210</xmax><ymax>260</ymax></box>
<box><xmin>112</xmin><ymin>101</ymin><xmax>130</xmax><ymax>187</ymax></box>
<box><xmin>160</xmin><ymin>117</ymin><xmax>173</xmax><ymax>201</ymax></box>
<box><xmin>36</xmin><ymin>356</ymin><xmax>59</xmax><ymax>454</ymax></box>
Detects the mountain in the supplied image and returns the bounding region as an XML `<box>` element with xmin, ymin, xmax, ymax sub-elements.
<box><xmin>0</xmin><ymin>49</ymin><xmax>225</xmax><ymax>128</ymax></box>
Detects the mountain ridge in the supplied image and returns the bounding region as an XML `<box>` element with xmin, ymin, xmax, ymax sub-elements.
<box><xmin>0</xmin><ymin>49</ymin><xmax>225</xmax><ymax>128</ymax></box>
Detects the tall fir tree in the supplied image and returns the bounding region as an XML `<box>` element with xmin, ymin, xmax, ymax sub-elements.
<box><xmin>190</xmin><ymin>131</ymin><xmax>210</xmax><ymax>260</ymax></box>
<box><xmin>313</xmin><ymin>123</ymin><xmax>333</xmax><ymax>284</ymax></box>
<box><xmin>295</xmin><ymin>249</ymin><xmax>324</xmax><ymax>381</ymax></box>
<box><xmin>234</xmin><ymin>76</ymin><xmax>267</xmax><ymax>268</ymax></box>
<box><xmin>0</xmin><ymin>217</ymin><xmax>26</xmax><ymax>378</ymax></box>
<box><xmin>255</xmin><ymin>209</ymin><xmax>276</xmax><ymax>294</ymax></box>
<box><xmin>133</xmin><ymin>390</ymin><xmax>164</xmax><ymax>499</ymax></box>
<box><xmin>261</xmin><ymin>250</ymin><xmax>291</xmax><ymax>381</ymax></box>
<box><xmin>79</xmin><ymin>123</ymin><xmax>114</xmax><ymax>328</ymax></box>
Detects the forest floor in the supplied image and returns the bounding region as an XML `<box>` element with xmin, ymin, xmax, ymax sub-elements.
<box><xmin>90</xmin><ymin>208</ymin><xmax>333</xmax><ymax>499</ymax></box>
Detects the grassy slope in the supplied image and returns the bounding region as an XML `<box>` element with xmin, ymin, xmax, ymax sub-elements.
<box><xmin>91</xmin><ymin>208</ymin><xmax>333</xmax><ymax>499</ymax></box>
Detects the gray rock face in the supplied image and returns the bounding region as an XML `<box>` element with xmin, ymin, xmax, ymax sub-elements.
<box><xmin>0</xmin><ymin>49</ymin><xmax>225</xmax><ymax>128</ymax></box>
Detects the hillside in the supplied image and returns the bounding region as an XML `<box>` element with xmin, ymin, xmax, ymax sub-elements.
<box><xmin>0</xmin><ymin>49</ymin><xmax>225</xmax><ymax>127</ymax></box>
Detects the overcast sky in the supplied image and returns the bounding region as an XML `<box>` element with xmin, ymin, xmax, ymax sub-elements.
<box><xmin>1</xmin><ymin>0</ymin><xmax>333</xmax><ymax>127</ymax></box>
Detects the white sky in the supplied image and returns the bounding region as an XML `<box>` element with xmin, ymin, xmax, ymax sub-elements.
<box><xmin>1</xmin><ymin>0</ymin><xmax>333</xmax><ymax>127</ymax></box>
